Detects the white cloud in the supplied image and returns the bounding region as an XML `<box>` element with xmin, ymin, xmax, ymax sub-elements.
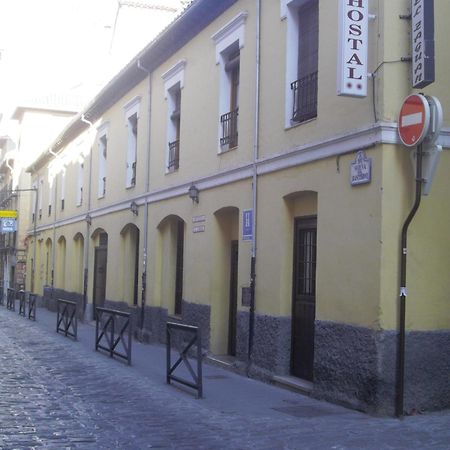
<box><xmin>0</xmin><ymin>0</ymin><xmax>184</xmax><ymax>116</ymax></box>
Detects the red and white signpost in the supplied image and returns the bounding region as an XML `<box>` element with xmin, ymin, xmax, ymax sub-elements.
<box><xmin>398</xmin><ymin>94</ymin><xmax>430</xmax><ymax>147</ymax></box>
<box><xmin>396</xmin><ymin>93</ymin><xmax>443</xmax><ymax>418</ymax></box>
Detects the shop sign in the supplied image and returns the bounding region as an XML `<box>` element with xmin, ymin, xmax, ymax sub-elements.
<box><xmin>241</xmin><ymin>287</ymin><xmax>251</xmax><ymax>307</ymax></box>
<box><xmin>411</xmin><ymin>0</ymin><xmax>435</xmax><ymax>89</ymax></box>
<box><xmin>0</xmin><ymin>210</ymin><xmax>17</xmax><ymax>218</ymax></box>
<box><xmin>337</xmin><ymin>0</ymin><xmax>368</xmax><ymax>97</ymax></box>
<box><xmin>193</xmin><ymin>225</ymin><xmax>205</xmax><ymax>233</ymax></box>
<box><xmin>350</xmin><ymin>150</ymin><xmax>371</xmax><ymax>185</ymax></box>
<box><xmin>192</xmin><ymin>215</ymin><xmax>206</xmax><ymax>223</ymax></box>
<box><xmin>1</xmin><ymin>218</ymin><xmax>17</xmax><ymax>233</ymax></box>
<box><xmin>242</xmin><ymin>209</ymin><xmax>253</xmax><ymax>241</ymax></box>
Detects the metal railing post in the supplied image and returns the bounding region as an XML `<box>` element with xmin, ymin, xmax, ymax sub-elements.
<box><xmin>56</xmin><ymin>299</ymin><xmax>78</xmax><ymax>340</ymax></box>
<box><xmin>95</xmin><ymin>306</ymin><xmax>132</xmax><ymax>364</ymax></box>
<box><xmin>166</xmin><ymin>322</ymin><xmax>203</xmax><ymax>398</ymax></box>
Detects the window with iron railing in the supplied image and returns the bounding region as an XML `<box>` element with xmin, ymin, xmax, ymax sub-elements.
<box><xmin>98</xmin><ymin>133</ymin><xmax>107</xmax><ymax>197</ymax></box>
<box><xmin>220</xmin><ymin>48</ymin><xmax>240</xmax><ymax>150</ymax></box>
<box><xmin>168</xmin><ymin>139</ymin><xmax>180</xmax><ymax>171</ymax></box>
<box><xmin>167</xmin><ymin>87</ymin><xmax>181</xmax><ymax>172</ymax></box>
<box><xmin>285</xmin><ymin>0</ymin><xmax>319</xmax><ymax>126</ymax></box>
<box><xmin>130</xmin><ymin>162</ymin><xmax>136</xmax><ymax>187</ymax></box>
<box><xmin>76</xmin><ymin>163</ymin><xmax>84</xmax><ymax>206</ymax></box>
<box><xmin>291</xmin><ymin>71</ymin><xmax>318</xmax><ymax>123</ymax></box>
<box><xmin>126</xmin><ymin>112</ymin><xmax>138</xmax><ymax>187</ymax></box>
<box><xmin>220</xmin><ymin>108</ymin><xmax>239</xmax><ymax>148</ymax></box>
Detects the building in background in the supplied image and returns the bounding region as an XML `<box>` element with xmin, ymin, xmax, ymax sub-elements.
<box><xmin>0</xmin><ymin>0</ymin><xmax>187</xmax><ymax>296</ymax></box>
<box><xmin>0</xmin><ymin>99</ymin><xmax>78</xmax><ymax>295</ymax></box>
<box><xmin>18</xmin><ymin>0</ymin><xmax>450</xmax><ymax>416</ymax></box>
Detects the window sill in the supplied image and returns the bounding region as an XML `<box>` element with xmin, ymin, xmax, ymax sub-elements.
<box><xmin>285</xmin><ymin>116</ymin><xmax>317</xmax><ymax>131</ymax></box>
<box><xmin>219</xmin><ymin>144</ymin><xmax>238</xmax><ymax>154</ymax></box>
<box><xmin>167</xmin><ymin>314</ymin><xmax>183</xmax><ymax>322</ymax></box>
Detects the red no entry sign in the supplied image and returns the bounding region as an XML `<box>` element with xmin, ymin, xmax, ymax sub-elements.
<box><xmin>398</xmin><ymin>94</ymin><xmax>430</xmax><ymax>147</ymax></box>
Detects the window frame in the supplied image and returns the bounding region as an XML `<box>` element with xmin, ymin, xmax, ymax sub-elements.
<box><xmin>123</xmin><ymin>96</ymin><xmax>141</xmax><ymax>188</ymax></box>
<box><xmin>60</xmin><ymin>170</ymin><xmax>65</xmax><ymax>211</ymax></box>
<box><xmin>97</xmin><ymin>123</ymin><xmax>109</xmax><ymax>198</ymax></box>
<box><xmin>212</xmin><ymin>11</ymin><xmax>247</xmax><ymax>153</ymax></box>
<box><xmin>282</xmin><ymin>0</ymin><xmax>319</xmax><ymax>128</ymax></box>
<box><xmin>162</xmin><ymin>60</ymin><xmax>186</xmax><ymax>173</ymax></box>
<box><xmin>76</xmin><ymin>161</ymin><xmax>84</xmax><ymax>207</ymax></box>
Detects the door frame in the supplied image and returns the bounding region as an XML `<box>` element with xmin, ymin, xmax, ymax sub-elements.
<box><xmin>93</xmin><ymin>245</ymin><xmax>108</xmax><ymax>319</ymax></box>
<box><xmin>291</xmin><ymin>215</ymin><xmax>317</xmax><ymax>380</ymax></box>
<box><xmin>228</xmin><ymin>239</ymin><xmax>239</xmax><ymax>356</ymax></box>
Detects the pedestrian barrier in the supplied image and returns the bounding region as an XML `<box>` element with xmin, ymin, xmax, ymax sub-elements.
<box><xmin>95</xmin><ymin>307</ymin><xmax>132</xmax><ymax>365</ymax></box>
<box><xmin>166</xmin><ymin>322</ymin><xmax>203</xmax><ymax>398</ymax></box>
<box><xmin>18</xmin><ymin>290</ymin><xmax>26</xmax><ymax>317</ymax></box>
<box><xmin>56</xmin><ymin>299</ymin><xmax>78</xmax><ymax>340</ymax></box>
<box><xmin>28</xmin><ymin>293</ymin><xmax>37</xmax><ymax>321</ymax></box>
<box><xmin>6</xmin><ymin>288</ymin><xmax>16</xmax><ymax>311</ymax></box>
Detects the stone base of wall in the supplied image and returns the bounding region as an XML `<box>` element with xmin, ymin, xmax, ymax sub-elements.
<box><xmin>43</xmin><ymin>287</ymin><xmax>84</xmax><ymax>319</ymax></box>
<box><xmin>180</xmin><ymin>300</ymin><xmax>211</xmax><ymax>350</ymax></box>
<box><xmin>314</xmin><ymin>321</ymin><xmax>450</xmax><ymax>415</ymax></box>
<box><xmin>236</xmin><ymin>311</ymin><xmax>291</xmax><ymax>380</ymax></box>
<box><xmin>235</xmin><ymin>314</ymin><xmax>450</xmax><ymax>415</ymax></box>
<box><xmin>38</xmin><ymin>291</ymin><xmax>450</xmax><ymax>415</ymax></box>
<box><xmin>92</xmin><ymin>298</ymin><xmax>211</xmax><ymax>350</ymax></box>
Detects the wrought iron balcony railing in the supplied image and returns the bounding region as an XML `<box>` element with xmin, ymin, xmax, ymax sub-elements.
<box><xmin>220</xmin><ymin>108</ymin><xmax>239</xmax><ymax>148</ymax></box>
<box><xmin>168</xmin><ymin>140</ymin><xmax>180</xmax><ymax>171</ymax></box>
<box><xmin>291</xmin><ymin>71</ymin><xmax>318</xmax><ymax>124</ymax></box>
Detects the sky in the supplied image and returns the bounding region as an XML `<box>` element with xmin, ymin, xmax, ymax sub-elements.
<box><xmin>0</xmin><ymin>0</ymin><xmax>186</xmax><ymax>118</ymax></box>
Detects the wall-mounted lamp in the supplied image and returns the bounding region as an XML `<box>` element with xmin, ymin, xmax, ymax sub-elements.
<box><xmin>85</xmin><ymin>213</ymin><xmax>92</xmax><ymax>225</ymax></box>
<box><xmin>188</xmin><ymin>184</ymin><xmax>199</xmax><ymax>204</ymax></box>
<box><xmin>130</xmin><ymin>201</ymin><xmax>139</xmax><ymax>216</ymax></box>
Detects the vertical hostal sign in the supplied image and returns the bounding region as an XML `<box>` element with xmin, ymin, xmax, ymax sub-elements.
<box><xmin>411</xmin><ymin>0</ymin><xmax>435</xmax><ymax>89</ymax></box>
<box><xmin>337</xmin><ymin>0</ymin><xmax>368</xmax><ymax>97</ymax></box>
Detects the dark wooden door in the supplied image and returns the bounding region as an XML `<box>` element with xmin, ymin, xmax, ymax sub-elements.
<box><xmin>93</xmin><ymin>247</ymin><xmax>107</xmax><ymax>319</ymax></box>
<box><xmin>133</xmin><ymin>231</ymin><xmax>140</xmax><ymax>306</ymax></box>
<box><xmin>174</xmin><ymin>220</ymin><xmax>184</xmax><ymax>315</ymax></box>
<box><xmin>291</xmin><ymin>217</ymin><xmax>317</xmax><ymax>380</ymax></box>
<box><xmin>228</xmin><ymin>240</ymin><xmax>239</xmax><ymax>356</ymax></box>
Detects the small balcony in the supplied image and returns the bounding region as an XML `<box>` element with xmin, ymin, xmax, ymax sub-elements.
<box><xmin>291</xmin><ymin>71</ymin><xmax>318</xmax><ymax>124</ymax></box>
<box><xmin>168</xmin><ymin>140</ymin><xmax>180</xmax><ymax>171</ymax></box>
<box><xmin>220</xmin><ymin>108</ymin><xmax>239</xmax><ymax>149</ymax></box>
<box><xmin>130</xmin><ymin>162</ymin><xmax>136</xmax><ymax>186</ymax></box>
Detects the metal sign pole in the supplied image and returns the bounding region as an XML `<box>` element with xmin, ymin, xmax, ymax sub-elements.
<box><xmin>396</xmin><ymin>142</ymin><xmax>423</xmax><ymax>417</ymax></box>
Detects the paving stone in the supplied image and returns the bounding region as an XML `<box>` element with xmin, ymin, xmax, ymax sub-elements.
<box><xmin>0</xmin><ymin>308</ymin><xmax>449</xmax><ymax>449</ymax></box>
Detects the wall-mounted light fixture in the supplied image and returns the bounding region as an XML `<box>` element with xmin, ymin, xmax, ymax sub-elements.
<box><xmin>130</xmin><ymin>200</ymin><xmax>139</xmax><ymax>216</ymax></box>
<box><xmin>188</xmin><ymin>184</ymin><xmax>199</xmax><ymax>203</ymax></box>
<box><xmin>85</xmin><ymin>213</ymin><xmax>92</xmax><ymax>225</ymax></box>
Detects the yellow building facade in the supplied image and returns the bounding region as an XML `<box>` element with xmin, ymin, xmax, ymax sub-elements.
<box><xmin>25</xmin><ymin>0</ymin><xmax>449</xmax><ymax>415</ymax></box>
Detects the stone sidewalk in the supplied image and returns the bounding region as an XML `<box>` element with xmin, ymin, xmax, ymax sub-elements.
<box><xmin>0</xmin><ymin>304</ymin><xmax>449</xmax><ymax>449</ymax></box>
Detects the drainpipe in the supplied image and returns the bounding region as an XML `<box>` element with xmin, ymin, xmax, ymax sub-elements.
<box><xmin>31</xmin><ymin>187</ymin><xmax>38</xmax><ymax>293</ymax></box>
<box><xmin>247</xmin><ymin>0</ymin><xmax>261</xmax><ymax>372</ymax></box>
<box><xmin>48</xmin><ymin>149</ymin><xmax>59</xmax><ymax>298</ymax></box>
<box><xmin>81</xmin><ymin>114</ymin><xmax>94</xmax><ymax>319</ymax></box>
<box><xmin>137</xmin><ymin>59</ymin><xmax>152</xmax><ymax>333</ymax></box>
<box><xmin>396</xmin><ymin>143</ymin><xmax>423</xmax><ymax>418</ymax></box>
<box><xmin>5</xmin><ymin>159</ymin><xmax>15</xmax><ymax>292</ymax></box>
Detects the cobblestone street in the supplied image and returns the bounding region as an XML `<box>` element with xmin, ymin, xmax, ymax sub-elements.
<box><xmin>0</xmin><ymin>307</ymin><xmax>449</xmax><ymax>449</ymax></box>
